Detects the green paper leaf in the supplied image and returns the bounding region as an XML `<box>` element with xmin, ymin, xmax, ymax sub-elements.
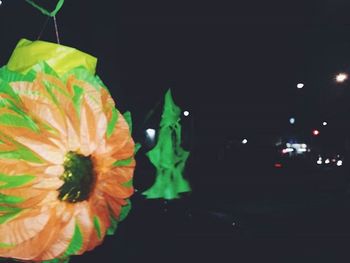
<box><xmin>0</xmin><ymin>113</ymin><xmax>39</xmax><ymax>133</ymax></box>
<box><xmin>135</xmin><ymin>143</ymin><xmax>141</xmax><ymax>154</ymax></box>
<box><xmin>63</xmin><ymin>67</ymin><xmax>100</xmax><ymax>90</ymax></box>
<box><xmin>119</xmin><ymin>199</ymin><xmax>132</xmax><ymax>222</ymax></box>
<box><xmin>106</xmin><ymin>108</ymin><xmax>118</xmax><ymax>138</ymax></box>
<box><xmin>0</xmin><ymin>193</ymin><xmax>24</xmax><ymax>204</ymax></box>
<box><xmin>93</xmin><ymin>216</ymin><xmax>102</xmax><ymax>240</ymax></box>
<box><xmin>0</xmin><ymin>143</ymin><xmax>44</xmax><ymax>164</ymax></box>
<box><xmin>25</xmin><ymin>0</ymin><xmax>65</xmax><ymax>17</ymax></box>
<box><xmin>122</xmin><ymin>179</ymin><xmax>133</xmax><ymax>188</ymax></box>
<box><xmin>106</xmin><ymin>215</ymin><xmax>118</xmax><ymax>236</ymax></box>
<box><xmin>0</xmin><ymin>243</ymin><xmax>14</xmax><ymax>248</ymax></box>
<box><xmin>64</xmin><ymin>224</ymin><xmax>83</xmax><ymax>257</ymax></box>
<box><xmin>123</xmin><ymin>111</ymin><xmax>132</xmax><ymax>133</ymax></box>
<box><xmin>72</xmin><ymin>85</ymin><xmax>84</xmax><ymax>116</ymax></box>
<box><xmin>113</xmin><ymin>157</ymin><xmax>133</xmax><ymax>167</ymax></box>
<box><xmin>42</xmin><ymin>258</ymin><xmax>70</xmax><ymax>263</ymax></box>
<box><xmin>0</xmin><ymin>207</ymin><xmax>21</xmax><ymax>224</ymax></box>
<box><xmin>0</xmin><ymin>173</ymin><xmax>35</xmax><ymax>189</ymax></box>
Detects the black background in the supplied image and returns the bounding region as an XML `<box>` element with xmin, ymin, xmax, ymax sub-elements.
<box><xmin>2</xmin><ymin>0</ymin><xmax>350</xmax><ymax>262</ymax></box>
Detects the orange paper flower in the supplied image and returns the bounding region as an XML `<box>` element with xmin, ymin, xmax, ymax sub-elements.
<box><xmin>0</xmin><ymin>40</ymin><xmax>136</xmax><ymax>262</ymax></box>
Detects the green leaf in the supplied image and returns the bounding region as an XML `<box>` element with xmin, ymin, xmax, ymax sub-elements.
<box><xmin>63</xmin><ymin>224</ymin><xmax>83</xmax><ymax>257</ymax></box>
<box><xmin>0</xmin><ymin>80</ymin><xmax>20</xmax><ymax>103</ymax></box>
<box><xmin>0</xmin><ymin>208</ymin><xmax>21</xmax><ymax>224</ymax></box>
<box><xmin>122</xmin><ymin>179</ymin><xmax>133</xmax><ymax>188</ymax></box>
<box><xmin>119</xmin><ymin>199</ymin><xmax>132</xmax><ymax>222</ymax></box>
<box><xmin>93</xmin><ymin>216</ymin><xmax>102</xmax><ymax>240</ymax></box>
<box><xmin>106</xmin><ymin>108</ymin><xmax>118</xmax><ymax>138</ymax></box>
<box><xmin>113</xmin><ymin>157</ymin><xmax>133</xmax><ymax>167</ymax></box>
<box><xmin>0</xmin><ymin>193</ymin><xmax>24</xmax><ymax>204</ymax></box>
<box><xmin>25</xmin><ymin>0</ymin><xmax>65</xmax><ymax>17</ymax></box>
<box><xmin>42</xmin><ymin>257</ymin><xmax>70</xmax><ymax>263</ymax></box>
<box><xmin>63</xmin><ymin>67</ymin><xmax>100</xmax><ymax>90</ymax></box>
<box><xmin>72</xmin><ymin>85</ymin><xmax>84</xmax><ymax>116</ymax></box>
<box><xmin>0</xmin><ymin>242</ymin><xmax>14</xmax><ymax>248</ymax></box>
<box><xmin>134</xmin><ymin>143</ymin><xmax>141</xmax><ymax>154</ymax></box>
<box><xmin>0</xmin><ymin>114</ymin><xmax>39</xmax><ymax>132</ymax></box>
<box><xmin>0</xmin><ymin>143</ymin><xmax>44</xmax><ymax>164</ymax></box>
<box><xmin>0</xmin><ymin>174</ymin><xmax>35</xmax><ymax>189</ymax></box>
<box><xmin>106</xmin><ymin>215</ymin><xmax>118</xmax><ymax>236</ymax></box>
<box><xmin>123</xmin><ymin>111</ymin><xmax>132</xmax><ymax>133</ymax></box>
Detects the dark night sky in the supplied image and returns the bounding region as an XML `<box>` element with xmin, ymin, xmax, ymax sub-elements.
<box><xmin>1</xmin><ymin>1</ymin><xmax>350</xmax><ymax>150</ymax></box>
<box><xmin>2</xmin><ymin>1</ymin><xmax>350</xmax><ymax>262</ymax></box>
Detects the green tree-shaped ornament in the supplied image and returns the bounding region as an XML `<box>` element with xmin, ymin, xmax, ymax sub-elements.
<box><xmin>143</xmin><ymin>89</ymin><xmax>191</xmax><ymax>200</ymax></box>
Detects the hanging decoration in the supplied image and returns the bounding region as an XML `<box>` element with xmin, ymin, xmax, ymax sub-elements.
<box><xmin>25</xmin><ymin>0</ymin><xmax>65</xmax><ymax>17</ymax></box>
<box><xmin>142</xmin><ymin>89</ymin><xmax>191</xmax><ymax>200</ymax></box>
<box><xmin>0</xmin><ymin>38</ymin><xmax>136</xmax><ymax>262</ymax></box>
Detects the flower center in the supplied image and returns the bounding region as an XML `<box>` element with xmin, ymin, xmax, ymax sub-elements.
<box><xmin>58</xmin><ymin>152</ymin><xmax>95</xmax><ymax>203</ymax></box>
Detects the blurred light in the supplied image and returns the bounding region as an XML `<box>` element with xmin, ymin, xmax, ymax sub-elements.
<box><xmin>322</xmin><ymin>121</ymin><xmax>328</xmax><ymax>126</ymax></box>
<box><xmin>289</xmin><ymin>117</ymin><xmax>295</xmax><ymax>124</ymax></box>
<box><xmin>325</xmin><ymin>159</ymin><xmax>330</xmax><ymax>164</ymax></box>
<box><xmin>297</xmin><ymin>83</ymin><xmax>304</xmax><ymax>89</ymax></box>
<box><xmin>274</xmin><ymin>163</ymin><xmax>283</xmax><ymax>168</ymax></box>
<box><xmin>312</xmin><ymin>129</ymin><xmax>320</xmax><ymax>136</ymax></box>
<box><xmin>282</xmin><ymin>148</ymin><xmax>294</xmax><ymax>154</ymax></box>
<box><xmin>145</xmin><ymin>128</ymin><xmax>156</xmax><ymax>141</ymax></box>
<box><xmin>286</xmin><ymin>143</ymin><xmax>291</xmax><ymax>147</ymax></box>
<box><xmin>183</xmin><ymin>110</ymin><xmax>190</xmax><ymax>117</ymax></box>
<box><xmin>337</xmin><ymin>160</ymin><xmax>343</xmax><ymax>166</ymax></box>
<box><xmin>242</xmin><ymin>139</ymin><xmax>248</xmax><ymax>144</ymax></box>
<box><xmin>336</xmin><ymin>73</ymin><xmax>348</xmax><ymax>83</ymax></box>
<box><xmin>317</xmin><ymin>159</ymin><xmax>322</xmax><ymax>165</ymax></box>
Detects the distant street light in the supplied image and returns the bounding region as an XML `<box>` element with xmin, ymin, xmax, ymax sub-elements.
<box><xmin>336</xmin><ymin>73</ymin><xmax>348</xmax><ymax>83</ymax></box>
<box><xmin>145</xmin><ymin>128</ymin><xmax>156</xmax><ymax>141</ymax></box>
<box><xmin>322</xmin><ymin>121</ymin><xmax>328</xmax><ymax>126</ymax></box>
<box><xmin>289</xmin><ymin>117</ymin><xmax>296</xmax><ymax>124</ymax></box>
<box><xmin>297</xmin><ymin>83</ymin><xmax>304</xmax><ymax>89</ymax></box>
<box><xmin>312</xmin><ymin>129</ymin><xmax>320</xmax><ymax>136</ymax></box>
<box><xmin>242</xmin><ymin>139</ymin><xmax>248</xmax><ymax>144</ymax></box>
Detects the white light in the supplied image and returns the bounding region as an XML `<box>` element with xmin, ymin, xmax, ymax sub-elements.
<box><xmin>242</xmin><ymin>139</ymin><xmax>248</xmax><ymax>144</ymax></box>
<box><xmin>282</xmin><ymin>148</ymin><xmax>294</xmax><ymax>154</ymax></box>
<box><xmin>323</xmin><ymin>121</ymin><xmax>328</xmax><ymax>126</ymax></box>
<box><xmin>289</xmin><ymin>117</ymin><xmax>295</xmax><ymax>124</ymax></box>
<box><xmin>297</xmin><ymin>83</ymin><xmax>304</xmax><ymax>89</ymax></box>
<box><xmin>337</xmin><ymin>160</ymin><xmax>343</xmax><ymax>166</ymax></box>
<box><xmin>325</xmin><ymin>159</ymin><xmax>330</xmax><ymax>164</ymax></box>
<box><xmin>145</xmin><ymin>128</ymin><xmax>156</xmax><ymax>140</ymax></box>
<box><xmin>183</xmin><ymin>111</ymin><xmax>190</xmax><ymax>117</ymax></box>
<box><xmin>317</xmin><ymin>159</ymin><xmax>322</xmax><ymax>165</ymax></box>
<box><xmin>336</xmin><ymin>73</ymin><xmax>348</xmax><ymax>83</ymax></box>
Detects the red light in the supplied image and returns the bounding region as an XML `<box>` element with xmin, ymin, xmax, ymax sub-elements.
<box><xmin>274</xmin><ymin>163</ymin><xmax>283</xmax><ymax>168</ymax></box>
<box><xmin>312</xmin><ymin>129</ymin><xmax>320</xmax><ymax>136</ymax></box>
